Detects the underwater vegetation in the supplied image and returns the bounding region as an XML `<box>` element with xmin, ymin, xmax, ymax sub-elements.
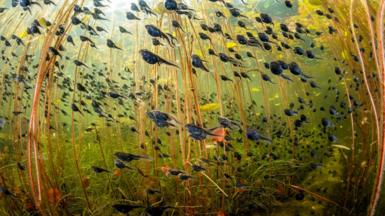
<box><xmin>1</xmin><ymin>0</ymin><xmax>385</xmax><ymax>215</ymax></box>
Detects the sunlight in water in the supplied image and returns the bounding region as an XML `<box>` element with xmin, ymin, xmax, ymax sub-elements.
<box><xmin>109</xmin><ymin>0</ymin><xmax>134</xmax><ymax>11</ymax></box>
<box><xmin>0</xmin><ymin>0</ymin><xmax>384</xmax><ymax>215</ymax></box>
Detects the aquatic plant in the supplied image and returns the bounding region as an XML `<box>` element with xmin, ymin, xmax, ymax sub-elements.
<box><xmin>0</xmin><ymin>0</ymin><xmax>385</xmax><ymax>215</ymax></box>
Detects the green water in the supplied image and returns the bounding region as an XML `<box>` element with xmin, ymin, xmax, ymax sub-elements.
<box><xmin>0</xmin><ymin>0</ymin><xmax>384</xmax><ymax>215</ymax></box>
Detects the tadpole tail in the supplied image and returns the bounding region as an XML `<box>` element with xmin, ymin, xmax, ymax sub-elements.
<box><xmin>160</xmin><ymin>58</ymin><xmax>179</xmax><ymax>68</ymax></box>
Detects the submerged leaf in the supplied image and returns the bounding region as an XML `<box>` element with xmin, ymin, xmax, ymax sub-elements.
<box><xmin>226</xmin><ymin>42</ymin><xmax>237</xmax><ymax>49</ymax></box>
<box><xmin>200</xmin><ymin>103</ymin><xmax>220</xmax><ymax>111</ymax></box>
<box><xmin>332</xmin><ymin>145</ymin><xmax>350</xmax><ymax>151</ymax></box>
